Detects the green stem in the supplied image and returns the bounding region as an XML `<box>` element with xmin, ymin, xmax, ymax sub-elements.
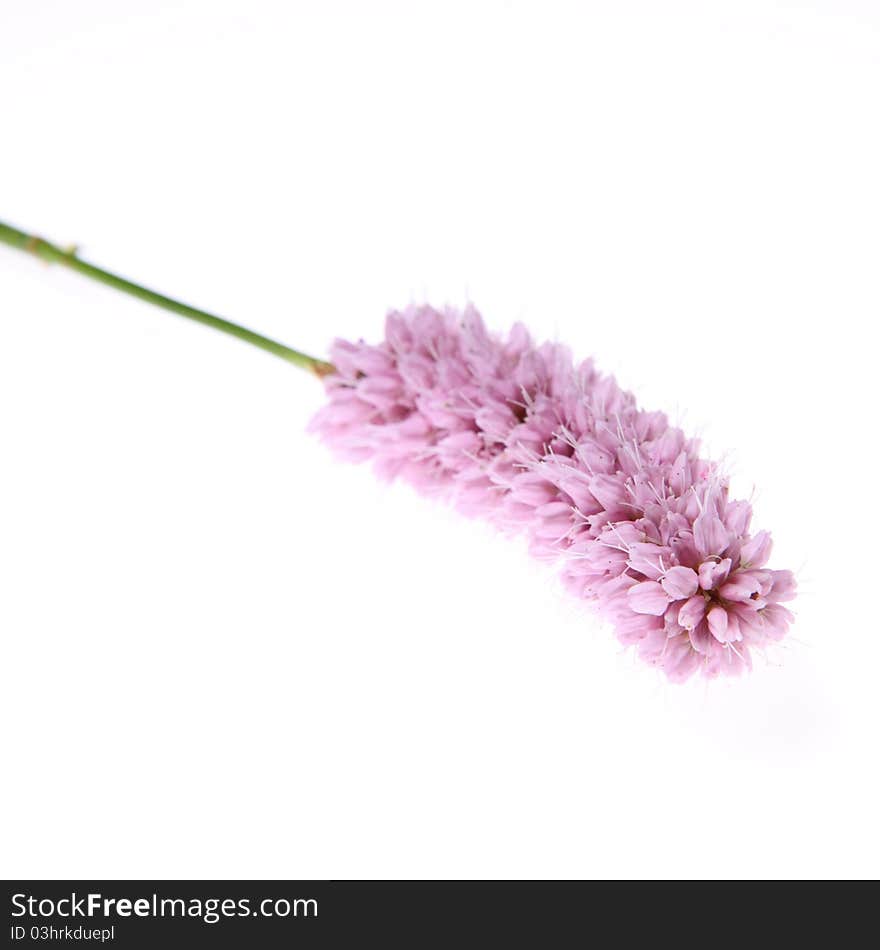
<box><xmin>0</xmin><ymin>219</ymin><xmax>334</xmax><ymax>377</ymax></box>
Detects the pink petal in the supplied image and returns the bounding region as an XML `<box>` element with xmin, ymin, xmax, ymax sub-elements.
<box><xmin>589</xmin><ymin>473</ymin><xmax>626</xmax><ymax>511</ymax></box>
<box><xmin>688</xmin><ymin>620</ymin><xmax>713</xmax><ymax>655</ymax></box>
<box><xmin>707</xmin><ymin>605</ymin><xmax>731</xmax><ymax>642</ymax></box>
<box><xmin>760</xmin><ymin>603</ymin><xmax>794</xmax><ymax>639</ymax></box>
<box><xmin>729</xmin><ymin>602</ymin><xmax>764</xmax><ymax>634</ymax></box>
<box><xmin>769</xmin><ymin>569</ymin><xmax>797</xmax><ymax>602</ymax></box>
<box><xmin>627</xmin><ymin>580</ymin><xmax>670</xmax><ymax>616</ymax></box>
<box><xmin>635</xmin><ymin>626</ymin><xmax>669</xmax><ymax>661</ymax></box>
<box><xmin>627</xmin><ymin>542</ymin><xmax>673</xmax><ymax>581</ymax></box>
<box><xmin>740</xmin><ymin>530</ymin><xmax>772</xmax><ymax>568</ymax></box>
<box><xmin>719</xmin><ymin>569</ymin><xmax>771</xmax><ymax>605</ymax></box>
<box><xmin>698</xmin><ymin>557</ymin><xmax>732</xmax><ymax>590</ymax></box>
<box><xmin>660</xmin><ymin>565</ymin><xmax>700</xmax><ymax>600</ymax></box>
<box><xmin>724</xmin><ymin>611</ymin><xmax>743</xmax><ymax>642</ymax></box>
<box><xmin>694</xmin><ymin>511</ymin><xmax>729</xmax><ymax>558</ymax></box>
<box><xmin>677</xmin><ymin>594</ymin><xmax>707</xmax><ymax>630</ymax></box>
<box><xmin>723</xmin><ymin>500</ymin><xmax>753</xmax><ymax>536</ymax></box>
<box><xmin>662</xmin><ymin>636</ymin><xmax>701</xmax><ymax>683</ymax></box>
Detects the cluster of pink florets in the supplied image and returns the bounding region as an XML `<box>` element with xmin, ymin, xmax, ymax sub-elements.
<box><xmin>310</xmin><ymin>305</ymin><xmax>795</xmax><ymax>681</ymax></box>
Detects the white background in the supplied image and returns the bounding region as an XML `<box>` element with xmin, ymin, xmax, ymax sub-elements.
<box><xmin>1</xmin><ymin>0</ymin><xmax>878</xmax><ymax>879</ymax></box>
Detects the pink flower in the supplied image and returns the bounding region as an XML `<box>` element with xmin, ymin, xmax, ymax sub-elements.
<box><xmin>310</xmin><ymin>305</ymin><xmax>796</xmax><ymax>682</ymax></box>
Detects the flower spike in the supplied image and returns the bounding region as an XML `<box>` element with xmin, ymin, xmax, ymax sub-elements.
<box><xmin>311</xmin><ymin>305</ymin><xmax>795</xmax><ymax>682</ymax></box>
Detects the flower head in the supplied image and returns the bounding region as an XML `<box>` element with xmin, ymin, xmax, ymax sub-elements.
<box><xmin>310</xmin><ymin>305</ymin><xmax>795</xmax><ymax>681</ymax></box>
